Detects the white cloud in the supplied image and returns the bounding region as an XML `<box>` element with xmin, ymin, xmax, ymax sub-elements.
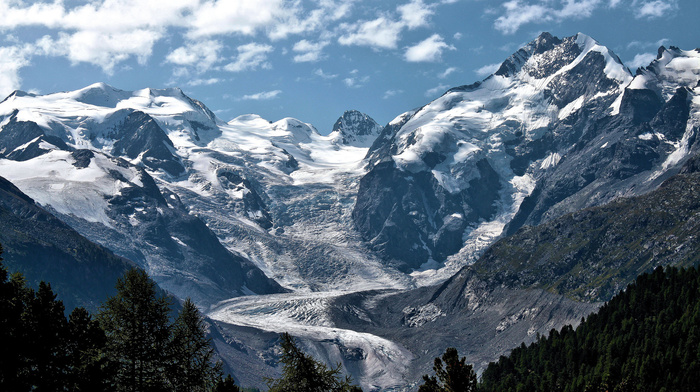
<box><xmin>494</xmin><ymin>1</ymin><xmax>548</xmax><ymax>34</ymax></box>
<box><xmin>224</xmin><ymin>43</ymin><xmax>274</xmax><ymax>72</ymax></box>
<box><xmin>166</xmin><ymin>40</ymin><xmax>222</xmax><ymax>72</ymax></box>
<box><xmin>398</xmin><ymin>0</ymin><xmax>434</xmax><ymax>29</ymax></box>
<box><xmin>383</xmin><ymin>89</ymin><xmax>403</xmax><ymax>99</ymax></box>
<box><xmin>609</xmin><ymin>0</ymin><xmax>622</xmax><ymax>6</ymax></box>
<box><xmin>0</xmin><ymin>0</ymin><xmax>354</xmax><ymax>74</ymax></box>
<box><xmin>475</xmin><ymin>62</ymin><xmax>501</xmax><ymax>77</ymax></box>
<box><xmin>404</xmin><ymin>34</ymin><xmax>455</xmax><ymax>62</ymax></box>
<box><xmin>240</xmin><ymin>90</ymin><xmax>282</xmax><ymax>100</ymax></box>
<box><xmin>635</xmin><ymin>0</ymin><xmax>677</xmax><ymax>18</ymax></box>
<box><xmin>338</xmin><ymin>17</ymin><xmax>404</xmax><ymax>50</ymax></box>
<box><xmin>344</xmin><ymin>74</ymin><xmax>370</xmax><ymax>88</ymax></box>
<box><xmin>315</xmin><ymin>68</ymin><xmax>338</xmax><ymax>79</ymax></box>
<box><xmin>292</xmin><ymin>40</ymin><xmax>330</xmax><ymax>63</ymax></box>
<box><xmin>186</xmin><ymin>78</ymin><xmax>222</xmax><ymax>87</ymax></box>
<box><xmin>439</xmin><ymin>67</ymin><xmax>458</xmax><ymax>78</ymax></box>
<box><xmin>38</xmin><ymin>30</ymin><xmax>162</xmax><ymax>74</ymax></box>
<box><xmin>453</xmin><ymin>32</ymin><xmax>463</xmax><ymax>40</ymax></box>
<box><xmin>425</xmin><ymin>83</ymin><xmax>448</xmax><ymax>97</ymax></box>
<box><xmin>627</xmin><ymin>52</ymin><xmax>657</xmax><ymax>69</ymax></box>
<box><xmin>0</xmin><ymin>45</ymin><xmax>32</xmax><ymax>98</ymax></box>
<box><xmin>493</xmin><ymin>0</ymin><xmax>603</xmax><ymax>35</ymax></box>
<box><xmin>187</xmin><ymin>0</ymin><xmax>289</xmax><ymax>38</ymax></box>
<box><xmin>338</xmin><ymin>0</ymin><xmax>437</xmax><ymax>51</ymax></box>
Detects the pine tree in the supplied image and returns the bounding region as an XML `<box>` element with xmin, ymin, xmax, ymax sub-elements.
<box><xmin>25</xmin><ymin>281</ymin><xmax>71</xmax><ymax>391</ymax></box>
<box><xmin>98</xmin><ymin>268</ymin><xmax>172</xmax><ymax>392</ymax></box>
<box><xmin>267</xmin><ymin>332</ymin><xmax>362</xmax><ymax>392</ymax></box>
<box><xmin>213</xmin><ymin>375</ymin><xmax>240</xmax><ymax>392</ymax></box>
<box><xmin>0</xmin><ymin>245</ymin><xmax>29</xmax><ymax>391</ymax></box>
<box><xmin>168</xmin><ymin>298</ymin><xmax>222</xmax><ymax>392</ymax></box>
<box><xmin>67</xmin><ymin>306</ymin><xmax>111</xmax><ymax>391</ymax></box>
<box><xmin>418</xmin><ymin>347</ymin><xmax>477</xmax><ymax>392</ymax></box>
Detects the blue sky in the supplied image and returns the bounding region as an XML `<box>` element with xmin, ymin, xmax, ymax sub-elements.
<box><xmin>1</xmin><ymin>0</ymin><xmax>698</xmax><ymax>133</ymax></box>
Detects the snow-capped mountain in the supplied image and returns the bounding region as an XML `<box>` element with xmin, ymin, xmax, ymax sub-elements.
<box><xmin>0</xmin><ymin>83</ymin><xmax>406</xmax><ymax>302</ymax></box>
<box><xmin>1</xmin><ymin>32</ymin><xmax>699</xmax><ymax>391</ymax></box>
<box><xmin>355</xmin><ymin>32</ymin><xmax>700</xmax><ymax>285</ymax></box>
<box><xmin>329</xmin><ymin>110</ymin><xmax>384</xmax><ymax>147</ymax></box>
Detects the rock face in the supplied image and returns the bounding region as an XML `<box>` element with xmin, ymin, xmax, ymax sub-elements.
<box><xmin>353</xmin><ymin>33</ymin><xmax>700</xmax><ymax>277</ymax></box>
<box><xmin>0</xmin><ymin>175</ymin><xmax>134</xmax><ymax>311</ymax></box>
<box><xmin>329</xmin><ymin>110</ymin><xmax>383</xmax><ymax>147</ymax></box>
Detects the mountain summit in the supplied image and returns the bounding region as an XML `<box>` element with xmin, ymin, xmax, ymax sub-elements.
<box><xmin>353</xmin><ymin>32</ymin><xmax>699</xmax><ymax>281</ymax></box>
<box><xmin>329</xmin><ymin>110</ymin><xmax>383</xmax><ymax>147</ymax></box>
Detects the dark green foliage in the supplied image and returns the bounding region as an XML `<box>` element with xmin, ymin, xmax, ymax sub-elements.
<box><xmin>168</xmin><ymin>298</ymin><xmax>222</xmax><ymax>391</ymax></box>
<box><xmin>98</xmin><ymin>268</ymin><xmax>173</xmax><ymax>391</ymax></box>
<box><xmin>478</xmin><ymin>266</ymin><xmax>700</xmax><ymax>392</ymax></box>
<box><xmin>0</xmin><ymin>244</ymin><xmax>226</xmax><ymax>392</ymax></box>
<box><xmin>213</xmin><ymin>375</ymin><xmax>240</xmax><ymax>392</ymax></box>
<box><xmin>66</xmin><ymin>306</ymin><xmax>111</xmax><ymax>391</ymax></box>
<box><xmin>0</xmin><ymin>248</ymin><xmax>107</xmax><ymax>391</ymax></box>
<box><xmin>418</xmin><ymin>347</ymin><xmax>477</xmax><ymax>392</ymax></box>
<box><xmin>267</xmin><ymin>332</ymin><xmax>362</xmax><ymax>392</ymax></box>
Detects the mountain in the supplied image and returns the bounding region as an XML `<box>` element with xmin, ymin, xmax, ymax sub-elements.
<box><xmin>329</xmin><ymin>110</ymin><xmax>383</xmax><ymax>147</ymax></box>
<box><xmin>323</xmin><ymin>150</ymin><xmax>700</xmax><ymax>385</ymax></box>
<box><xmin>353</xmin><ymin>33</ymin><xmax>700</xmax><ymax>282</ymax></box>
<box><xmin>1</xmin><ymin>32</ymin><xmax>699</xmax><ymax>390</ymax></box>
<box><xmin>0</xmin><ymin>174</ymin><xmax>134</xmax><ymax>311</ymax></box>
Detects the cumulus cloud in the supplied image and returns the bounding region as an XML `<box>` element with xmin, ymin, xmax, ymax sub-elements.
<box><xmin>635</xmin><ymin>0</ymin><xmax>677</xmax><ymax>18</ymax></box>
<box><xmin>224</xmin><ymin>43</ymin><xmax>274</xmax><ymax>72</ymax></box>
<box><xmin>240</xmin><ymin>90</ymin><xmax>282</xmax><ymax>100</ymax></box>
<box><xmin>186</xmin><ymin>78</ymin><xmax>222</xmax><ymax>87</ymax></box>
<box><xmin>292</xmin><ymin>40</ymin><xmax>330</xmax><ymax>63</ymax></box>
<box><xmin>338</xmin><ymin>17</ymin><xmax>404</xmax><ymax>50</ymax></box>
<box><xmin>425</xmin><ymin>83</ymin><xmax>448</xmax><ymax>97</ymax></box>
<box><xmin>627</xmin><ymin>52</ymin><xmax>657</xmax><ymax>69</ymax></box>
<box><xmin>475</xmin><ymin>62</ymin><xmax>501</xmax><ymax>77</ymax></box>
<box><xmin>0</xmin><ymin>0</ymin><xmax>355</xmax><ymax>77</ymax></box>
<box><xmin>0</xmin><ymin>45</ymin><xmax>32</xmax><ymax>98</ymax></box>
<box><xmin>339</xmin><ymin>0</ymin><xmax>436</xmax><ymax>51</ymax></box>
<box><xmin>166</xmin><ymin>40</ymin><xmax>222</xmax><ymax>72</ymax></box>
<box><xmin>493</xmin><ymin>0</ymin><xmax>602</xmax><ymax>35</ymax></box>
<box><xmin>344</xmin><ymin>73</ymin><xmax>370</xmax><ymax>88</ymax></box>
<box><xmin>398</xmin><ymin>0</ymin><xmax>434</xmax><ymax>29</ymax></box>
<box><xmin>383</xmin><ymin>89</ymin><xmax>403</xmax><ymax>99</ymax></box>
<box><xmin>187</xmin><ymin>0</ymin><xmax>289</xmax><ymax>38</ymax></box>
<box><xmin>315</xmin><ymin>68</ymin><xmax>338</xmax><ymax>79</ymax></box>
<box><xmin>438</xmin><ymin>67</ymin><xmax>458</xmax><ymax>78</ymax></box>
<box><xmin>404</xmin><ymin>34</ymin><xmax>455</xmax><ymax>62</ymax></box>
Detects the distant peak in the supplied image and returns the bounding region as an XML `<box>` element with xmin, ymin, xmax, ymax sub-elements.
<box><xmin>330</xmin><ymin>110</ymin><xmax>382</xmax><ymax>147</ymax></box>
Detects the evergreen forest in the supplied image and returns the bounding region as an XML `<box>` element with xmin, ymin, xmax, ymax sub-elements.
<box><xmin>477</xmin><ymin>266</ymin><xmax>700</xmax><ymax>392</ymax></box>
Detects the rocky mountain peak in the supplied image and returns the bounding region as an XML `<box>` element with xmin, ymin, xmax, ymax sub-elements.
<box><xmin>329</xmin><ymin>110</ymin><xmax>382</xmax><ymax>147</ymax></box>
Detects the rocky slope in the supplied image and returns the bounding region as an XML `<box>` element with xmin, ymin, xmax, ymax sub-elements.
<box><xmin>1</xmin><ymin>32</ymin><xmax>699</xmax><ymax>391</ymax></box>
<box><xmin>354</xmin><ymin>33</ymin><xmax>700</xmax><ymax>284</ymax></box>
<box><xmin>0</xmin><ymin>174</ymin><xmax>134</xmax><ymax>311</ymax></box>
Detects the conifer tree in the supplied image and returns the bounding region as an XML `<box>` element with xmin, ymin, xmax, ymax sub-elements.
<box><xmin>99</xmin><ymin>268</ymin><xmax>172</xmax><ymax>392</ymax></box>
<box><xmin>67</xmin><ymin>306</ymin><xmax>111</xmax><ymax>391</ymax></box>
<box><xmin>212</xmin><ymin>374</ymin><xmax>240</xmax><ymax>392</ymax></box>
<box><xmin>418</xmin><ymin>347</ymin><xmax>477</xmax><ymax>392</ymax></box>
<box><xmin>168</xmin><ymin>298</ymin><xmax>222</xmax><ymax>392</ymax></box>
<box><xmin>25</xmin><ymin>281</ymin><xmax>71</xmax><ymax>391</ymax></box>
<box><xmin>267</xmin><ymin>332</ymin><xmax>362</xmax><ymax>392</ymax></box>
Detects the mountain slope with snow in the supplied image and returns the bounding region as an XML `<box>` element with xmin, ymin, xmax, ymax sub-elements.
<box><xmin>354</xmin><ymin>32</ymin><xmax>700</xmax><ymax>285</ymax></box>
<box><xmin>1</xmin><ymin>32</ymin><xmax>699</xmax><ymax>391</ymax></box>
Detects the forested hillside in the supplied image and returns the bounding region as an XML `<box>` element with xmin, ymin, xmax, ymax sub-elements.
<box><xmin>478</xmin><ymin>266</ymin><xmax>700</xmax><ymax>392</ymax></box>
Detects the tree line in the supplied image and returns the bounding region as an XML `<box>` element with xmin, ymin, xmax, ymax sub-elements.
<box><xmin>478</xmin><ymin>265</ymin><xmax>700</xmax><ymax>392</ymax></box>
<box><xmin>5</xmin><ymin>238</ymin><xmax>698</xmax><ymax>392</ymax></box>
<box><xmin>0</xmin><ymin>242</ymin><xmax>364</xmax><ymax>392</ymax></box>
<box><xmin>0</xmin><ymin>242</ymin><xmax>236</xmax><ymax>392</ymax></box>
